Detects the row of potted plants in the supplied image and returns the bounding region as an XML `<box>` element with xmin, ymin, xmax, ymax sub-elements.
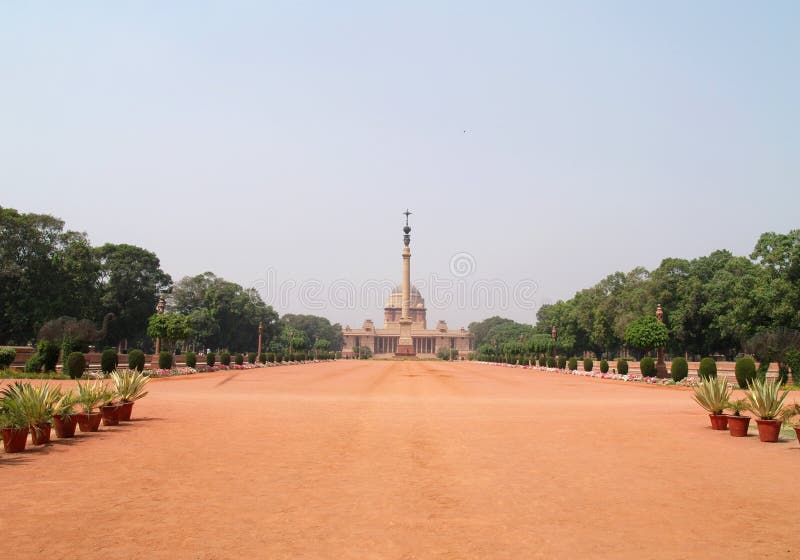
<box><xmin>0</xmin><ymin>369</ymin><xmax>149</xmax><ymax>454</ymax></box>
<box><xmin>692</xmin><ymin>376</ymin><xmax>800</xmax><ymax>443</ymax></box>
<box><xmin>481</xmin><ymin>361</ymin><xmax>700</xmax><ymax>387</ymax></box>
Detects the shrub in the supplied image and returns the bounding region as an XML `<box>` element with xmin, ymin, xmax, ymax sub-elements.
<box><xmin>206</xmin><ymin>352</ymin><xmax>216</xmax><ymax>367</ymax></box>
<box><xmin>599</xmin><ymin>359</ymin><xmax>609</xmax><ymax>373</ymax></box>
<box><xmin>617</xmin><ymin>359</ymin><xmax>629</xmax><ymax>376</ymax></box>
<box><xmin>235</xmin><ymin>353</ymin><xmax>244</xmax><ymax>366</ymax></box>
<box><xmin>24</xmin><ymin>354</ymin><xmax>44</xmax><ymax>373</ymax></box>
<box><xmin>777</xmin><ymin>364</ymin><xmax>789</xmax><ymax>385</ymax></box>
<box><xmin>158</xmin><ymin>351</ymin><xmax>172</xmax><ymax>369</ymax></box>
<box><xmin>734</xmin><ymin>356</ymin><xmax>756</xmax><ymax>388</ymax></box>
<box><xmin>220</xmin><ymin>352</ymin><xmax>231</xmax><ymax>366</ymax></box>
<box><xmin>66</xmin><ymin>351</ymin><xmax>86</xmax><ymax>379</ymax></box>
<box><xmin>537</xmin><ymin>356</ymin><xmax>545</xmax><ymax>366</ymax></box>
<box><xmin>259</xmin><ymin>352</ymin><xmax>266</xmax><ymax>364</ymax></box>
<box><xmin>568</xmin><ymin>357</ymin><xmax>578</xmax><ymax>371</ymax></box>
<box><xmin>671</xmin><ymin>357</ymin><xmax>688</xmax><ymax>382</ymax></box>
<box><xmin>0</xmin><ymin>347</ymin><xmax>16</xmax><ymax>368</ymax></box>
<box><xmin>787</xmin><ymin>350</ymin><xmax>800</xmax><ymax>385</ymax></box>
<box><xmin>583</xmin><ymin>358</ymin><xmax>593</xmax><ymax>372</ymax></box>
<box><xmin>698</xmin><ymin>357</ymin><xmax>717</xmax><ymax>379</ymax></box>
<box><xmin>37</xmin><ymin>340</ymin><xmax>61</xmax><ymax>372</ymax></box>
<box><xmin>186</xmin><ymin>351</ymin><xmax>197</xmax><ymax>369</ymax></box>
<box><xmin>640</xmin><ymin>356</ymin><xmax>655</xmax><ymax>376</ymax></box>
<box><xmin>247</xmin><ymin>352</ymin><xmax>257</xmax><ymax>364</ymax></box>
<box><xmin>546</xmin><ymin>356</ymin><xmax>556</xmax><ymax>368</ymax></box>
<box><xmin>128</xmin><ymin>349</ymin><xmax>145</xmax><ymax>372</ymax></box>
<box><xmin>101</xmin><ymin>348</ymin><xmax>118</xmax><ymax>374</ymax></box>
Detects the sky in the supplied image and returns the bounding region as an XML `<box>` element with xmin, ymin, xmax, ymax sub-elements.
<box><xmin>2</xmin><ymin>1</ymin><xmax>798</xmax><ymax>330</ymax></box>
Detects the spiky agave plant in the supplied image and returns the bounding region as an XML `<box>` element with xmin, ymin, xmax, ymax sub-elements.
<box><xmin>0</xmin><ymin>382</ymin><xmax>57</xmax><ymax>433</ymax></box>
<box><xmin>76</xmin><ymin>380</ymin><xmax>109</xmax><ymax>414</ymax></box>
<box><xmin>111</xmin><ymin>369</ymin><xmax>149</xmax><ymax>403</ymax></box>
<box><xmin>745</xmin><ymin>378</ymin><xmax>790</xmax><ymax>420</ymax></box>
<box><xmin>692</xmin><ymin>376</ymin><xmax>731</xmax><ymax>415</ymax></box>
<box><xmin>52</xmin><ymin>388</ymin><xmax>78</xmax><ymax>420</ymax></box>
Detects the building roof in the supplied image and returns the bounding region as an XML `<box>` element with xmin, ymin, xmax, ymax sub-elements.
<box><xmin>385</xmin><ymin>284</ymin><xmax>425</xmax><ymax>309</ymax></box>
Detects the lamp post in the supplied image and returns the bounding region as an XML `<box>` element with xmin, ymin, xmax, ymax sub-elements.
<box><xmin>151</xmin><ymin>296</ymin><xmax>166</xmax><ymax>369</ymax></box>
<box><xmin>257</xmin><ymin>321</ymin><xmax>263</xmax><ymax>358</ymax></box>
<box><xmin>551</xmin><ymin>325</ymin><xmax>557</xmax><ymax>361</ymax></box>
<box><xmin>655</xmin><ymin>304</ymin><xmax>668</xmax><ymax>378</ymax></box>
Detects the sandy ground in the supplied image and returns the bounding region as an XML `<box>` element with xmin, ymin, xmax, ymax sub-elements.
<box><xmin>2</xmin><ymin>360</ymin><xmax>798</xmax><ymax>559</ymax></box>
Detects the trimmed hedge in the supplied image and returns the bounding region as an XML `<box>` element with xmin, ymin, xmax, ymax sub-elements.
<box><xmin>235</xmin><ymin>353</ymin><xmax>244</xmax><ymax>366</ymax></box>
<box><xmin>670</xmin><ymin>357</ymin><xmax>688</xmax><ymax>382</ymax></box>
<box><xmin>259</xmin><ymin>352</ymin><xmax>267</xmax><ymax>364</ymax></box>
<box><xmin>186</xmin><ymin>351</ymin><xmax>197</xmax><ymax>369</ymax></box>
<box><xmin>101</xmin><ymin>348</ymin><xmax>118</xmax><ymax>374</ymax></box>
<box><xmin>220</xmin><ymin>352</ymin><xmax>231</xmax><ymax>366</ymax></box>
<box><xmin>158</xmin><ymin>351</ymin><xmax>172</xmax><ymax>369</ymax></box>
<box><xmin>617</xmin><ymin>359</ymin><xmax>629</xmax><ymax>376</ymax></box>
<box><xmin>37</xmin><ymin>340</ymin><xmax>61</xmax><ymax>372</ymax></box>
<box><xmin>206</xmin><ymin>352</ymin><xmax>216</xmax><ymax>367</ymax></box>
<box><xmin>735</xmin><ymin>356</ymin><xmax>757</xmax><ymax>388</ymax></box>
<box><xmin>698</xmin><ymin>357</ymin><xmax>717</xmax><ymax>379</ymax></box>
<box><xmin>568</xmin><ymin>357</ymin><xmax>578</xmax><ymax>371</ymax></box>
<box><xmin>599</xmin><ymin>359</ymin><xmax>609</xmax><ymax>373</ymax></box>
<box><xmin>557</xmin><ymin>356</ymin><xmax>567</xmax><ymax>369</ymax></box>
<box><xmin>0</xmin><ymin>347</ymin><xmax>16</xmax><ymax>368</ymax></box>
<box><xmin>247</xmin><ymin>352</ymin><xmax>257</xmax><ymax>364</ymax></box>
<box><xmin>583</xmin><ymin>358</ymin><xmax>593</xmax><ymax>372</ymax></box>
<box><xmin>66</xmin><ymin>351</ymin><xmax>86</xmax><ymax>379</ymax></box>
<box><xmin>546</xmin><ymin>356</ymin><xmax>556</xmax><ymax>368</ymax></box>
<box><xmin>24</xmin><ymin>354</ymin><xmax>44</xmax><ymax>373</ymax></box>
<box><xmin>640</xmin><ymin>357</ymin><xmax>655</xmax><ymax>377</ymax></box>
<box><xmin>128</xmin><ymin>349</ymin><xmax>145</xmax><ymax>372</ymax></box>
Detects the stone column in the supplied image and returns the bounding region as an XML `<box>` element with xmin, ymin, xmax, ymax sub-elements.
<box><xmin>396</xmin><ymin>210</ymin><xmax>415</xmax><ymax>357</ymax></box>
<box><xmin>151</xmin><ymin>297</ymin><xmax>166</xmax><ymax>369</ymax></box>
<box><xmin>655</xmin><ymin>304</ymin><xmax>668</xmax><ymax>378</ymax></box>
<box><xmin>257</xmin><ymin>321</ymin><xmax>263</xmax><ymax>357</ymax></box>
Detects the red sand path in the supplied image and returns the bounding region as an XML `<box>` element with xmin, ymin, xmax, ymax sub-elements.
<box><xmin>2</xmin><ymin>360</ymin><xmax>798</xmax><ymax>559</ymax></box>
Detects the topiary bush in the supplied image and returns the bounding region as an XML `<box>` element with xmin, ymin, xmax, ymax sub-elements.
<box><xmin>24</xmin><ymin>354</ymin><xmax>44</xmax><ymax>373</ymax></box>
<box><xmin>617</xmin><ymin>359</ymin><xmax>629</xmax><ymax>376</ymax></box>
<box><xmin>220</xmin><ymin>352</ymin><xmax>231</xmax><ymax>366</ymax></box>
<box><xmin>568</xmin><ymin>357</ymin><xmax>578</xmax><ymax>371</ymax></box>
<box><xmin>101</xmin><ymin>348</ymin><xmax>118</xmax><ymax>374</ymax></box>
<box><xmin>734</xmin><ymin>356</ymin><xmax>756</xmax><ymax>388</ymax></box>
<box><xmin>670</xmin><ymin>356</ymin><xmax>688</xmax><ymax>382</ymax></box>
<box><xmin>206</xmin><ymin>352</ymin><xmax>216</xmax><ymax>367</ymax></box>
<box><xmin>37</xmin><ymin>340</ymin><xmax>61</xmax><ymax>372</ymax></box>
<box><xmin>235</xmin><ymin>353</ymin><xmax>244</xmax><ymax>366</ymax></box>
<box><xmin>128</xmin><ymin>349</ymin><xmax>145</xmax><ymax>372</ymax></box>
<box><xmin>599</xmin><ymin>359</ymin><xmax>609</xmax><ymax>373</ymax></box>
<box><xmin>186</xmin><ymin>351</ymin><xmax>197</xmax><ymax>369</ymax></box>
<box><xmin>247</xmin><ymin>352</ymin><xmax>257</xmax><ymax>364</ymax></box>
<box><xmin>583</xmin><ymin>358</ymin><xmax>593</xmax><ymax>372</ymax></box>
<box><xmin>66</xmin><ymin>351</ymin><xmax>86</xmax><ymax>379</ymax></box>
<box><xmin>158</xmin><ymin>351</ymin><xmax>172</xmax><ymax>369</ymax></box>
<box><xmin>557</xmin><ymin>356</ymin><xmax>567</xmax><ymax>369</ymax></box>
<box><xmin>546</xmin><ymin>356</ymin><xmax>556</xmax><ymax>368</ymax></box>
<box><xmin>0</xmin><ymin>347</ymin><xmax>16</xmax><ymax>368</ymax></box>
<box><xmin>640</xmin><ymin>356</ymin><xmax>655</xmax><ymax>377</ymax></box>
<box><xmin>259</xmin><ymin>352</ymin><xmax>266</xmax><ymax>364</ymax></box>
<box><xmin>698</xmin><ymin>357</ymin><xmax>717</xmax><ymax>379</ymax></box>
<box><xmin>538</xmin><ymin>356</ymin><xmax>546</xmax><ymax>367</ymax></box>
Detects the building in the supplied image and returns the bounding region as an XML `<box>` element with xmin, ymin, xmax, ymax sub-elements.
<box><xmin>341</xmin><ymin>212</ymin><xmax>473</xmax><ymax>358</ymax></box>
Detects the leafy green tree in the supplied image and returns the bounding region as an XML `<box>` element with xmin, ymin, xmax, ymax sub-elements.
<box><xmin>624</xmin><ymin>316</ymin><xmax>668</xmax><ymax>354</ymax></box>
<box><xmin>146</xmin><ymin>313</ymin><xmax>193</xmax><ymax>352</ymax></box>
<box><xmin>281</xmin><ymin>314</ymin><xmax>343</xmax><ymax>350</ymax></box>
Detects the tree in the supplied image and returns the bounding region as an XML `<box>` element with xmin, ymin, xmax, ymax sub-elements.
<box><xmin>281</xmin><ymin>314</ymin><xmax>344</xmax><ymax>351</ymax></box>
<box><xmin>624</xmin><ymin>316</ymin><xmax>668</xmax><ymax>355</ymax></box>
<box><xmin>97</xmin><ymin>243</ymin><xmax>172</xmax><ymax>349</ymax></box>
<box><xmin>147</xmin><ymin>313</ymin><xmax>193</xmax><ymax>352</ymax></box>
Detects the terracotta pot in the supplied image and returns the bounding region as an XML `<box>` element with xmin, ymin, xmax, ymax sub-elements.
<box><xmin>709</xmin><ymin>414</ymin><xmax>728</xmax><ymax>430</ymax></box>
<box><xmin>77</xmin><ymin>412</ymin><xmax>102</xmax><ymax>432</ymax></box>
<box><xmin>795</xmin><ymin>427</ymin><xmax>800</xmax><ymax>445</ymax></box>
<box><xmin>118</xmin><ymin>401</ymin><xmax>134</xmax><ymax>421</ymax></box>
<box><xmin>755</xmin><ymin>419</ymin><xmax>782</xmax><ymax>442</ymax></box>
<box><xmin>53</xmin><ymin>414</ymin><xmax>78</xmax><ymax>438</ymax></box>
<box><xmin>101</xmin><ymin>405</ymin><xmax>120</xmax><ymax>426</ymax></box>
<box><xmin>727</xmin><ymin>415</ymin><xmax>751</xmax><ymax>437</ymax></box>
<box><xmin>30</xmin><ymin>422</ymin><xmax>52</xmax><ymax>445</ymax></box>
<box><xmin>2</xmin><ymin>427</ymin><xmax>29</xmax><ymax>453</ymax></box>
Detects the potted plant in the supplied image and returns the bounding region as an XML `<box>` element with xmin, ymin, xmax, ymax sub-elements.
<box><xmin>52</xmin><ymin>389</ymin><xmax>79</xmax><ymax>438</ymax></box>
<box><xmin>76</xmin><ymin>381</ymin><xmax>106</xmax><ymax>432</ymax></box>
<box><xmin>779</xmin><ymin>403</ymin><xmax>800</xmax><ymax>445</ymax></box>
<box><xmin>111</xmin><ymin>369</ymin><xmax>150</xmax><ymax>421</ymax></box>
<box><xmin>692</xmin><ymin>376</ymin><xmax>731</xmax><ymax>430</ymax></box>
<box><xmin>744</xmin><ymin>378</ymin><xmax>790</xmax><ymax>442</ymax></box>
<box><xmin>100</xmin><ymin>390</ymin><xmax>120</xmax><ymax>426</ymax></box>
<box><xmin>0</xmin><ymin>394</ymin><xmax>29</xmax><ymax>453</ymax></box>
<box><xmin>726</xmin><ymin>398</ymin><xmax>751</xmax><ymax>437</ymax></box>
<box><xmin>1</xmin><ymin>382</ymin><xmax>56</xmax><ymax>445</ymax></box>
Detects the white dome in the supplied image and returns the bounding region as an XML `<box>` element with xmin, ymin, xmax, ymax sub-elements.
<box><xmin>385</xmin><ymin>284</ymin><xmax>425</xmax><ymax>308</ymax></box>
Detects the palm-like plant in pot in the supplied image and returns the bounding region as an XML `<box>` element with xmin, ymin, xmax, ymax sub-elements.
<box><xmin>779</xmin><ymin>403</ymin><xmax>800</xmax><ymax>445</ymax></box>
<box><xmin>100</xmin><ymin>387</ymin><xmax>120</xmax><ymax>427</ymax></box>
<box><xmin>726</xmin><ymin>398</ymin><xmax>751</xmax><ymax>437</ymax></box>
<box><xmin>111</xmin><ymin>369</ymin><xmax>149</xmax><ymax>421</ymax></box>
<box><xmin>76</xmin><ymin>381</ymin><xmax>108</xmax><ymax>432</ymax></box>
<box><xmin>52</xmin><ymin>389</ymin><xmax>79</xmax><ymax>438</ymax></box>
<box><xmin>0</xmin><ymin>392</ymin><xmax>29</xmax><ymax>453</ymax></box>
<box><xmin>744</xmin><ymin>378</ymin><xmax>790</xmax><ymax>442</ymax></box>
<box><xmin>1</xmin><ymin>382</ymin><xmax>57</xmax><ymax>445</ymax></box>
<box><xmin>692</xmin><ymin>376</ymin><xmax>732</xmax><ymax>430</ymax></box>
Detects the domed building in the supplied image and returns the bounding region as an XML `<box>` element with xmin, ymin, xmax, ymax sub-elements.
<box><xmin>342</xmin><ymin>212</ymin><xmax>473</xmax><ymax>358</ymax></box>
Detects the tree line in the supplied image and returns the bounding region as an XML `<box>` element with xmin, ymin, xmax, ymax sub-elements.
<box><xmin>470</xmin><ymin>230</ymin><xmax>800</xmax><ymax>362</ymax></box>
<box><xmin>0</xmin><ymin>206</ymin><xmax>342</xmax><ymax>356</ymax></box>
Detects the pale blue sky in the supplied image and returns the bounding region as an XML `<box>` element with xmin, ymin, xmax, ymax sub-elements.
<box><xmin>2</xmin><ymin>1</ymin><xmax>798</xmax><ymax>329</ymax></box>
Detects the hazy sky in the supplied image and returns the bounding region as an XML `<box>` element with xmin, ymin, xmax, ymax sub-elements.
<box><xmin>2</xmin><ymin>1</ymin><xmax>798</xmax><ymax>330</ymax></box>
